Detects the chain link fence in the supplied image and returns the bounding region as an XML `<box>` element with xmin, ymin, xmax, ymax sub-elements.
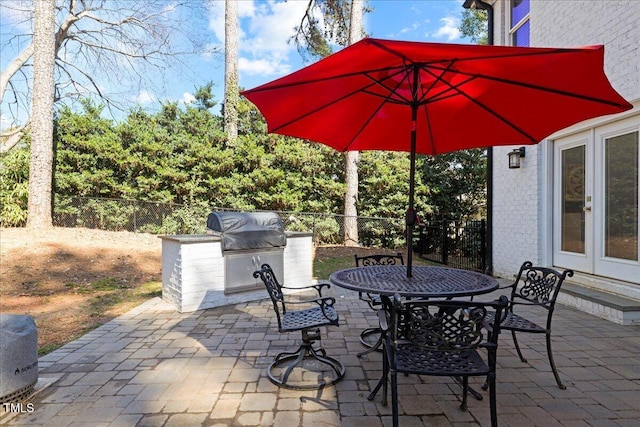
<box><xmin>53</xmin><ymin>197</ymin><xmax>488</xmax><ymax>271</ymax></box>
<box><xmin>53</xmin><ymin>196</ymin><xmax>407</xmax><ymax>247</ymax></box>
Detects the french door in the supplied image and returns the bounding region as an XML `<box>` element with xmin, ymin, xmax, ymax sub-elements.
<box><xmin>553</xmin><ymin>116</ymin><xmax>640</xmax><ymax>283</ymax></box>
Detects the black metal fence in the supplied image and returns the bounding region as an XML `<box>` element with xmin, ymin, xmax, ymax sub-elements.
<box><xmin>416</xmin><ymin>219</ymin><xmax>487</xmax><ymax>273</ymax></box>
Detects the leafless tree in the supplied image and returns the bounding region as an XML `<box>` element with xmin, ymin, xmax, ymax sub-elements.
<box><xmin>1</xmin><ymin>0</ymin><xmax>216</xmax><ymax>152</ymax></box>
<box><xmin>1</xmin><ymin>0</ymin><xmax>217</xmax><ymax>227</ymax></box>
<box><xmin>292</xmin><ymin>0</ymin><xmax>366</xmax><ymax>246</ymax></box>
<box><xmin>27</xmin><ymin>0</ymin><xmax>56</xmax><ymax>229</ymax></box>
<box><xmin>343</xmin><ymin>0</ymin><xmax>364</xmax><ymax>246</ymax></box>
<box><xmin>224</xmin><ymin>0</ymin><xmax>238</xmax><ymax>146</ymax></box>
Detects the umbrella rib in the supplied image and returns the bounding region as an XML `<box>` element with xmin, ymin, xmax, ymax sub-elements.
<box><xmin>267</xmin><ymin>79</ymin><xmax>383</xmax><ymax>134</ymax></box>
<box><xmin>343</xmin><ymin>70</ymin><xmax>416</xmax><ymax>151</ymax></box>
<box><xmin>342</xmin><ymin>98</ymin><xmax>389</xmax><ymax>151</ymax></box>
<box><xmin>366</xmin><ymin>39</ymin><xmax>624</xmax><ymax>107</ymax></box>
<box><xmin>363</xmin><ymin>66</ymin><xmax>414</xmax><ymax>105</ymax></box>
<box><xmin>244</xmin><ymin>64</ymin><xmax>410</xmax><ymax>94</ymax></box>
<box><xmin>426</xmin><ymin>65</ymin><xmax>628</xmax><ymax>108</ymax></box>
<box><xmin>419</xmin><ymin>66</ymin><xmax>538</xmax><ymax>142</ymax></box>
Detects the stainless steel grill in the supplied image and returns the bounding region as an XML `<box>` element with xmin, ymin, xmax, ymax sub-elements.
<box><xmin>207</xmin><ymin>212</ymin><xmax>286</xmax><ymax>294</ymax></box>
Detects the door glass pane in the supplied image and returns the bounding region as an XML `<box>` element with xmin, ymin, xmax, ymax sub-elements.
<box><xmin>605</xmin><ymin>131</ymin><xmax>639</xmax><ymax>261</ymax></box>
<box><xmin>561</xmin><ymin>146</ymin><xmax>586</xmax><ymax>253</ymax></box>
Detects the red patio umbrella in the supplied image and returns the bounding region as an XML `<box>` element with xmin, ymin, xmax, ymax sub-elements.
<box><xmin>241</xmin><ymin>38</ymin><xmax>632</xmax><ymax>276</ymax></box>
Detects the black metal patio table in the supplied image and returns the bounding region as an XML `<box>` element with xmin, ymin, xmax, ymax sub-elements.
<box><xmin>330</xmin><ymin>265</ymin><xmax>499</xmax><ymax>402</ymax></box>
<box><xmin>329</xmin><ymin>265</ymin><xmax>498</xmax><ymax>299</ymax></box>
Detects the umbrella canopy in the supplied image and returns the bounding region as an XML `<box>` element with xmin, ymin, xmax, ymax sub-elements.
<box><xmin>241</xmin><ymin>38</ymin><xmax>632</xmax><ymax>276</ymax></box>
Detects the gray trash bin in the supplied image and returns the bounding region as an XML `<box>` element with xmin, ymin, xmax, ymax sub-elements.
<box><xmin>0</xmin><ymin>314</ymin><xmax>38</xmax><ymax>403</ymax></box>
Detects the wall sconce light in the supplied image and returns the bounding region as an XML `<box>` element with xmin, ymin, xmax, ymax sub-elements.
<box><xmin>508</xmin><ymin>147</ymin><xmax>526</xmax><ymax>169</ymax></box>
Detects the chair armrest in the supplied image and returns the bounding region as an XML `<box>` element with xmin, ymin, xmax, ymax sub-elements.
<box><xmin>496</xmin><ymin>282</ymin><xmax>516</xmax><ymax>291</ymax></box>
<box><xmin>281</xmin><ymin>280</ymin><xmax>331</xmax><ymax>297</ymax></box>
<box><xmin>377</xmin><ymin>309</ymin><xmax>389</xmax><ymax>332</ymax></box>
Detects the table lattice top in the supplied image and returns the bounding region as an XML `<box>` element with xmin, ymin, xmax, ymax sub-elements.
<box><xmin>330</xmin><ymin>265</ymin><xmax>498</xmax><ymax>298</ymax></box>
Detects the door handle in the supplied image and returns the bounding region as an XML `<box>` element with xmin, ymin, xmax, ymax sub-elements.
<box><xmin>583</xmin><ymin>206</ymin><xmax>592</xmax><ymax>212</ymax></box>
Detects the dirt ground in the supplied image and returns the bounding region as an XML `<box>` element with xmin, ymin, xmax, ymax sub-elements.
<box><xmin>0</xmin><ymin>227</ymin><xmax>372</xmax><ymax>353</ymax></box>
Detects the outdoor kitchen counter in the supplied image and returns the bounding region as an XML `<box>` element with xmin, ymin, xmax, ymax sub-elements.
<box><xmin>159</xmin><ymin>234</ymin><xmax>221</xmax><ymax>243</ymax></box>
<box><xmin>159</xmin><ymin>232</ymin><xmax>313</xmax><ymax>312</ymax></box>
<box><xmin>158</xmin><ymin>231</ymin><xmax>311</xmax><ymax>241</ymax></box>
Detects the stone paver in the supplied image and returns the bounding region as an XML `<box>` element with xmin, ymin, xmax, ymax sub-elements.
<box><xmin>2</xmin><ymin>284</ymin><xmax>640</xmax><ymax>426</ymax></box>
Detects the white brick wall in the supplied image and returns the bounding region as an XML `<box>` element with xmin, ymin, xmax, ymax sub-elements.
<box><xmin>160</xmin><ymin>233</ymin><xmax>313</xmax><ymax>312</ymax></box>
<box><xmin>492</xmin><ymin>144</ymin><xmax>544</xmax><ymax>279</ymax></box>
<box><xmin>283</xmin><ymin>232</ymin><xmax>314</xmax><ymax>289</ymax></box>
<box><xmin>531</xmin><ymin>0</ymin><xmax>640</xmax><ymax>103</ymax></box>
<box><xmin>490</xmin><ymin>0</ymin><xmax>640</xmax><ymax>280</ymax></box>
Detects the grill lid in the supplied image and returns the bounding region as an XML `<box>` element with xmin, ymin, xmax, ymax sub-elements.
<box><xmin>207</xmin><ymin>211</ymin><xmax>286</xmax><ymax>250</ymax></box>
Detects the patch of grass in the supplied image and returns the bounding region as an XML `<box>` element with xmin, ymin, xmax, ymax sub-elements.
<box><xmin>313</xmin><ymin>256</ymin><xmax>357</xmax><ymax>280</ymax></box>
<box><xmin>65</xmin><ymin>277</ymin><xmax>125</xmax><ymax>294</ymax></box>
<box><xmin>91</xmin><ymin>277</ymin><xmax>121</xmax><ymax>291</ymax></box>
<box><xmin>87</xmin><ymin>281</ymin><xmax>162</xmax><ymax>318</ymax></box>
<box><xmin>313</xmin><ymin>253</ymin><xmax>437</xmax><ymax>279</ymax></box>
<box><xmin>89</xmin><ymin>293</ymin><xmax>124</xmax><ymax>317</ymax></box>
<box><xmin>38</xmin><ymin>342</ymin><xmax>64</xmax><ymax>356</ymax></box>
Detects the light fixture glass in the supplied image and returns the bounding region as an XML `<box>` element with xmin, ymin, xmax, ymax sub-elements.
<box><xmin>508</xmin><ymin>147</ymin><xmax>526</xmax><ymax>169</ymax></box>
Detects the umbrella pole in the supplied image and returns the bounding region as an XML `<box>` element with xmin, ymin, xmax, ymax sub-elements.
<box><xmin>406</xmin><ymin>103</ymin><xmax>418</xmax><ymax>278</ymax></box>
<box><xmin>407</xmin><ymin>137</ymin><xmax>416</xmax><ymax>278</ymax></box>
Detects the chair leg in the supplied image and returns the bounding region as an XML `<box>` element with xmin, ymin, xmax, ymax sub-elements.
<box><xmin>267</xmin><ymin>329</ymin><xmax>345</xmax><ymax>390</ymax></box>
<box><xmin>390</xmin><ymin>368</ymin><xmax>399</xmax><ymax>427</ymax></box>
<box><xmin>546</xmin><ymin>331</ymin><xmax>566</xmax><ymax>390</ymax></box>
<box><xmin>511</xmin><ymin>330</ymin><xmax>528</xmax><ymax>362</ymax></box>
<box><xmin>487</xmin><ymin>372</ymin><xmax>498</xmax><ymax>427</ymax></box>
<box><xmin>460</xmin><ymin>376</ymin><xmax>469</xmax><ymax>410</ymax></box>
<box><xmin>358</xmin><ymin>327</ymin><xmax>383</xmax><ymax>358</ymax></box>
<box><xmin>367</xmin><ymin>341</ymin><xmax>389</xmax><ymax>405</ymax></box>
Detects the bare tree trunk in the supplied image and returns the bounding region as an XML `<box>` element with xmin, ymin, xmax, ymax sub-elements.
<box><xmin>343</xmin><ymin>0</ymin><xmax>363</xmax><ymax>246</ymax></box>
<box><xmin>27</xmin><ymin>0</ymin><xmax>56</xmax><ymax>229</ymax></box>
<box><xmin>224</xmin><ymin>0</ymin><xmax>239</xmax><ymax>146</ymax></box>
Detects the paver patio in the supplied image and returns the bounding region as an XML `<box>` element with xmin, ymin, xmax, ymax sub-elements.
<box><xmin>2</xmin><ymin>282</ymin><xmax>640</xmax><ymax>426</ymax></box>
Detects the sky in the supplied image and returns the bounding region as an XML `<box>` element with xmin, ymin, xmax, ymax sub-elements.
<box><xmin>194</xmin><ymin>0</ymin><xmax>472</xmax><ymax>114</ymax></box>
<box><xmin>0</xmin><ymin>0</ymin><xmax>474</xmax><ymax>127</ymax></box>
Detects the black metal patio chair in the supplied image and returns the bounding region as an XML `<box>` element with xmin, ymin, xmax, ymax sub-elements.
<box><xmin>354</xmin><ymin>253</ymin><xmax>404</xmax><ymax>357</ymax></box>
<box><xmin>371</xmin><ymin>295</ymin><xmax>508</xmax><ymax>427</ymax></box>
<box><xmin>486</xmin><ymin>261</ymin><xmax>574</xmax><ymax>389</ymax></box>
<box><xmin>253</xmin><ymin>263</ymin><xmax>345</xmax><ymax>390</ymax></box>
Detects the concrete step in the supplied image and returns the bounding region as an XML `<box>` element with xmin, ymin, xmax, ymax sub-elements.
<box><xmin>559</xmin><ymin>281</ymin><xmax>640</xmax><ymax>325</ymax></box>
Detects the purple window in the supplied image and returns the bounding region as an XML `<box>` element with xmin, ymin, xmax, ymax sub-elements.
<box><xmin>513</xmin><ymin>20</ymin><xmax>530</xmax><ymax>47</ymax></box>
<box><xmin>511</xmin><ymin>0</ymin><xmax>530</xmax><ymax>25</ymax></box>
<box><xmin>511</xmin><ymin>0</ymin><xmax>530</xmax><ymax>47</ymax></box>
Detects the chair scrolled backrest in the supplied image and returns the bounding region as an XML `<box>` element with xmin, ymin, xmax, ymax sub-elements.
<box><xmin>253</xmin><ymin>264</ymin><xmax>286</xmax><ymax>326</ymax></box>
<box><xmin>389</xmin><ymin>295</ymin><xmax>508</xmax><ymax>352</ymax></box>
<box><xmin>355</xmin><ymin>252</ymin><xmax>404</xmax><ymax>267</ymax></box>
<box><xmin>511</xmin><ymin>261</ymin><xmax>574</xmax><ymax>308</ymax></box>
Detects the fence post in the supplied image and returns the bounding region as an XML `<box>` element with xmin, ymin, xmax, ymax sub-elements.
<box><xmin>441</xmin><ymin>219</ymin><xmax>448</xmax><ymax>265</ymax></box>
<box><xmin>133</xmin><ymin>200</ymin><xmax>137</xmax><ymax>232</ymax></box>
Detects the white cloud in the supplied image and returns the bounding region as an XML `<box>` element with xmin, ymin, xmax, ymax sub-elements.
<box><xmin>400</xmin><ymin>21</ymin><xmax>420</xmax><ymax>35</ymax></box>
<box><xmin>136</xmin><ymin>90</ymin><xmax>156</xmax><ymax>105</ymax></box>
<box><xmin>432</xmin><ymin>16</ymin><xmax>461</xmax><ymax>41</ymax></box>
<box><xmin>207</xmin><ymin>0</ymin><xmax>308</xmax><ymax>79</ymax></box>
<box><xmin>181</xmin><ymin>92</ymin><xmax>196</xmax><ymax>104</ymax></box>
<box><xmin>239</xmin><ymin>57</ymin><xmax>291</xmax><ymax>77</ymax></box>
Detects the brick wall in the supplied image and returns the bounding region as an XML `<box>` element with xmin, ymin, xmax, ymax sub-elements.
<box><xmin>490</xmin><ymin>0</ymin><xmax>640</xmax><ymax>280</ymax></box>
<box><xmin>531</xmin><ymin>0</ymin><xmax>640</xmax><ymax>103</ymax></box>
